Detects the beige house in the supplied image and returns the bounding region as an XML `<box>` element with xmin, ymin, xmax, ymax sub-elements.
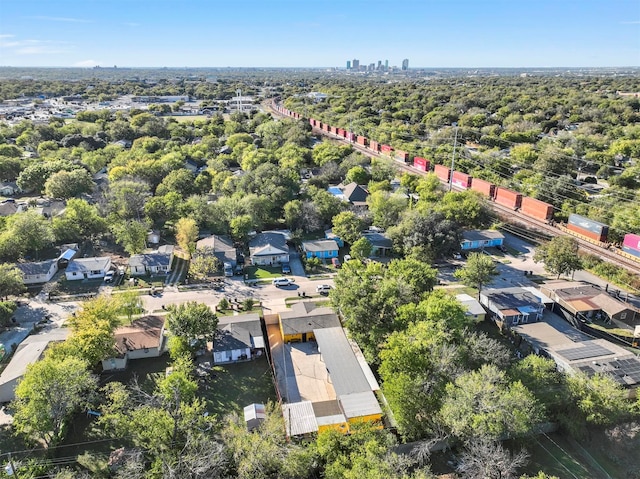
<box><xmin>102</xmin><ymin>316</ymin><xmax>166</xmax><ymax>371</ymax></box>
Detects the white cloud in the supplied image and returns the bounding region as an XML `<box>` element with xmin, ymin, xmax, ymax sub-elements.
<box><xmin>0</xmin><ymin>34</ymin><xmax>15</xmax><ymax>39</ymax></box>
<box><xmin>620</xmin><ymin>20</ymin><xmax>640</xmax><ymax>24</ymax></box>
<box><xmin>16</xmin><ymin>46</ymin><xmax>69</xmax><ymax>55</ymax></box>
<box><xmin>73</xmin><ymin>59</ymin><xmax>100</xmax><ymax>67</ymax></box>
<box><xmin>29</xmin><ymin>16</ymin><xmax>92</xmax><ymax>23</ymax></box>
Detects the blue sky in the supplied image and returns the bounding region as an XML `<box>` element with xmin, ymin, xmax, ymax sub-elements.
<box><xmin>1</xmin><ymin>0</ymin><xmax>638</xmax><ymax>68</ymax></box>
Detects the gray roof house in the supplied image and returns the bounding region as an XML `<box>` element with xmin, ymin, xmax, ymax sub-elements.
<box><xmin>480</xmin><ymin>287</ymin><xmax>545</xmax><ymax>327</ymax></box>
<box><xmin>129</xmin><ymin>246</ymin><xmax>174</xmax><ymax>276</ymax></box>
<box><xmin>65</xmin><ymin>256</ymin><xmax>112</xmax><ymax>281</ymax></box>
<box><xmin>196</xmin><ymin>234</ymin><xmax>237</xmax><ymax>267</ymax></box>
<box><xmin>456</xmin><ymin>293</ymin><xmax>486</xmax><ymax>322</ymax></box>
<box><xmin>362</xmin><ymin>232</ymin><xmax>393</xmax><ymax>257</ymax></box>
<box><xmin>248</xmin><ymin>232</ymin><xmax>289</xmax><ymax>266</ymax></box>
<box><xmin>16</xmin><ymin>259</ymin><xmax>59</xmax><ymax>285</ymax></box>
<box><xmin>213</xmin><ymin>313</ymin><xmax>265</xmax><ymax>364</ymax></box>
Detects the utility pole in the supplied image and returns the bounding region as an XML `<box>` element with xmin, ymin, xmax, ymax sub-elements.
<box><xmin>449</xmin><ymin>122</ymin><xmax>459</xmax><ymax>192</ymax></box>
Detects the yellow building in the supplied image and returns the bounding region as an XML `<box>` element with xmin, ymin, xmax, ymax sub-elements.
<box><xmin>282</xmin><ymin>326</ymin><xmax>383</xmax><ymax>437</ymax></box>
<box><xmin>278</xmin><ymin>302</ymin><xmax>341</xmax><ymax>343</ymax></box>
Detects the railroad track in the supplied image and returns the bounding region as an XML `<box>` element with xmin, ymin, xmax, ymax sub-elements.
<box><xmin>268</xmin><ymin>101</ymin><xmax>640</xmax><ymax>276</ymax></box>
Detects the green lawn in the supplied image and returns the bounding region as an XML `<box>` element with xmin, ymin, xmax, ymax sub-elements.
<box><xmin>202</xmin><ymin>357</ymin><xmax>277</xmax><ymax>418</ymax></box>
<box><xmin>245</xmin><ymin>265</ymin><xmax>283</xmax><ymax>280</ymax></box>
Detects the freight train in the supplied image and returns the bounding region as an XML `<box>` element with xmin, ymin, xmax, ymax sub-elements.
<box><xmin>274</xmin><ymin>102</ymin><xmax>640</xmax><ymax>262</ymax></box>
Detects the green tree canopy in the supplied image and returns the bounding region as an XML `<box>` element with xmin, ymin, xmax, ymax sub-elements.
<box><xmin>533</xmin><ymin>236</ymin><xmax>582</xmax><ymax>279</ymax></box>
<box><xmin>439</xmin><ymin>364</ymin><xmax>542</xmax><ymax>440</ymax></box>
<box><xmin>454</xmin><ymin>252</ymin><xmax>499</xmax><ymax>298</ymax></box>
<box><xmin>14</xmin><ymin>356</ymin><xmax>97</xmax><ymax>447</ymax></box>
<box><xmin>166</xmin><ymin>301</ymin><xmax>218</xmax><ymax>344</ymax></box>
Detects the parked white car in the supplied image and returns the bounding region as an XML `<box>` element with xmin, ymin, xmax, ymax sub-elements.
<box><xmin>272</xmin><ymin>277</ymin><xmax>294</xmax><ymax>287</ymax></box>
<box><xmin>316</xmin><ymin>284</ymin><xmax>332</xmax><ymax>294</ymax></box>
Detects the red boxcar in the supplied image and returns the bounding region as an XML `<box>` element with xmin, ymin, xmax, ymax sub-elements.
<box><xmin>470</xmin><ymin>178</ymin><xmax>496</xmax><ymax>197</ymax></box>
<box><xmin>521</xmin><ymin>197</ymin><xmax>554</xmax><ymax>221</ymax></box>
<box><xmin>369</xmin><ymin>140</ymin><xmax>380</xmax><ymax>152</ymax></box>
<box><xmin>413</xmin><ymin>156</ymin><xmax>429</xmax><ymax>171</ymax></box>
<box><xmin>434</xmin><ymin>164</ymin><xmax>451</xmax><ymax>182</ymax></box>
<box><xmin>330</xmin><ymin>126</ymin><xmax>339</xmax><ymax>135</ymax></box>
<box><xmin>494</xmin><ymin>187</ymin><xmax>522</xmax><ymax>209</ymax></box>
<box><xmin>309</xmin><ymin>119</ymin><xmax>316</xmax><ymax>127</ymax></box>
<box><xmin>380</xmin><ymin>144</ymin><xmax>393</xmax><ymax>155</ymax></box>
<box><xmin>337</xmin><ymin>128</ymin><xmax>346</xmax><ymax>137</ymax></box>
<box><xmin>345</xmin><ymin>132</ymin><xmax>356</xmax><ymax>142</ymax></box>
<box><xmin>566</xmin><ymin>223</ymin><xmax>607</xmax><ymax>243</ymax></box>
<box><xmin>451</xmin><ymin>171</ymin><xmax>472</xmax><ymax>189</ymax></box>
<box><xmin>356</xmin><ymin>136</ymin><xmax>368</xmax><ymax>146</ymax></box>
<box><xmin>324</xmin><ymin>124</ymin><xmax>331</xmax><ymax>133</ymax></box>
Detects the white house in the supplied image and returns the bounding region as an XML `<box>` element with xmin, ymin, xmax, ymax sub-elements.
<box><xmin>129</xmin><ymin>246</ymin><xmax>174</xmax><ymax>276</ymax></box>
<box><xmin>248</xmin><ymin>233</ymin><xmax>289</xmax><ymax>266</ymax></box>
<box><xmin>65</xmin><ymin>256</ymin><xmax>112</xmax><ymax>281</ymax></box>
<box><xmin>15</xmin><ymin>260</ymin><xmax>58</xmax><ymax>285</ymax></box>
<box><xmin>102</xmin><ymin>315</ymin><xmax>166</xmax><ymax>371</ymax></box>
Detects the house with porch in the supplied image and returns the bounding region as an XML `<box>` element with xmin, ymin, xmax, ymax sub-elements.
<box><xmin>301</xmin><ymin>239</ymin><xmax>339</xmax><ymax>260</ymax></box>
<box><xmin>129</xmin><ymin>246</ymin><xmax>174</xmax><ymax>276</ymax></box>
<box><xmin>249</xmin><ymin>232</ymin><xmax>289</xmax><ymax>266</ymax></box>
<box><xmin>65</xmin><ymin>256</ymin><xmax>112</xmax><ymax>281</ymax></box>
<box><xmin>213</xmin><ymin>313</ymin><xmax>265</xmax><ymax>364</ymax></box>
<box><xmin>102</xmin><ymin>315</ymin><xmax>166</xmax><ymax>371</ymax></box>
<box><xmin>15</xmin><ymin>259</ymin><xmax>58</xmax><ymax>285</ymax></box>
<box><xmin>480</xmin><ymin>287</ymin><xmax>545</xmax><ymax>327</ymax></box>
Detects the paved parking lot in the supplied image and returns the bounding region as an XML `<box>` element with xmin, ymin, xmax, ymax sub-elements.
<box><xmin>266</xmin><ymin>323</ymin><xmax>334</xmax><ymax>403</ymax></box>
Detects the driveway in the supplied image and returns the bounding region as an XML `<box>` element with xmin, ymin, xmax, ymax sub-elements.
<box><xmin>0</xmin><ymin>299</ymin><xmax>78</xmax><ymax>352</ymax></box>
<box><xmin>288</xmin><ymin>251</ymin><xmax>306</xmax><ymax>278</ymax></box>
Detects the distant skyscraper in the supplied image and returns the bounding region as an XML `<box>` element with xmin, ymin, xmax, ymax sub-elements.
<box><xmin>402</xmin><ymin>59</ymin><xmax>409</xmax><ymax>70</ymax></box>
<box><xmin>352</xmin><ymin>58</ymin><xmax>359</xmax><ymax>70</ymax></box>
<box><xmin>377</xmin><ymin>60</ymin><xmax>382</xmax><ymax>70</ymax></box>
<box><xmin>384</xmin><ymin>60</ymin><xmax>388</xmax><ymax>71</ymax></box>
<box><xmin>347</xmin><ymin>60</ymin><xmax>351</xmax><ymax>70</ymax></box>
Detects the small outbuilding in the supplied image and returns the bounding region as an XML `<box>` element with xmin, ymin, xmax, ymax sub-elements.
<box><xmin>456</xmin><ymin>293</ymin><xmax>486</xmax><ymax>322</ymax></box>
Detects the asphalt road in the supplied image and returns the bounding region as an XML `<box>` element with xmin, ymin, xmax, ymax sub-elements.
<box><xmin>141</xmin><ymin>275</ymin><xmax>335</xmax><ymax>314</ymax></box>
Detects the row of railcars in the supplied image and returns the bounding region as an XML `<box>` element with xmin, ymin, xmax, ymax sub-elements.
<box><xmin>276</xmin><ymin>102</ymin><xmax>640</xmax><ymax>262</ymax></box>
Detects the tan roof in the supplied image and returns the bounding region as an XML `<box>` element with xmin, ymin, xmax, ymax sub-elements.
<box><xmin>565</xmin><ymin>298</ymin><xmax>600</xmax><ymax>312</ymax></box>
<box><xmin>113</xmin><ymin>315</ymin><xmax>165</xmax><ymax>355</ymax></box>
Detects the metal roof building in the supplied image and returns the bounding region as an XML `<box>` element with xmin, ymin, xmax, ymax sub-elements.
<box><xmin>313</xmin><ymin>327</ymin><xmax>382</xmax><ymax>420</ymax></box>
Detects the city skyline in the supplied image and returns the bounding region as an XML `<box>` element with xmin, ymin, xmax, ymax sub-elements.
<box><xmin>1</xmin><ymin>0</ymin><xmax>638</xmax><ymax>68</ymax></box>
